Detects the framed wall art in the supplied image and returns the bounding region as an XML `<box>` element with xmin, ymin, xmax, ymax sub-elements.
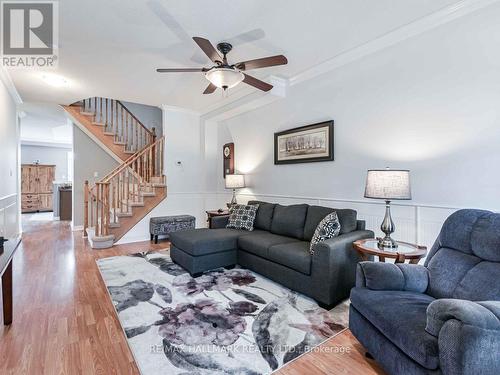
<box><xmin>274</xmin><ymin>120</ymin><xmax>334</xmax><ymax>164</ymax></box>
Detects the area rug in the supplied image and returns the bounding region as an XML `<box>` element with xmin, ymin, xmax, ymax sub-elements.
<box><xmin>97</xmin><ymin>251</ymin><xmax>348</xmax><ymax>375</ymax></box>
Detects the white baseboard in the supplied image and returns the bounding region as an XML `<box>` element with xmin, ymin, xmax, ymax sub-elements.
<box><xmin>71</xmin><ymin>224</ymin><xmax>84</xmax><ymax>232</ymax></box>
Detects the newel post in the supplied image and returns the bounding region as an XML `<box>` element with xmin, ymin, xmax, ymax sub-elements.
<box><xmin>83</xmin><ymin>180</ymin><xmax>89</xmax><ymax>237</ymax></box>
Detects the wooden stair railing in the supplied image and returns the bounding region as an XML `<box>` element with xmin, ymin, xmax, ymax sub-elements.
<box><xmin>80</xmin><ymin>97</ymin><xmax>156</xmax><ymax>153</ymax></box>
<box><xmin>83</xmin><ymin>136</ymin><xmax>165</xmax><ymax>238</ymax></box>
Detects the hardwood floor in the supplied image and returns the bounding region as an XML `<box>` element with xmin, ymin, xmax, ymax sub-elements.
<box><xmin>0</xmin><ymin>216</ymin><xmax>384</xmax><ymax>374</ymax></box>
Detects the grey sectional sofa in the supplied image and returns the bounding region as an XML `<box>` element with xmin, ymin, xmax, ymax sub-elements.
<box><xmin>349</xmin><ymin>209</ymin><xmax>500</xmax><ymax>375</ymax></box>
<box><xmin>170</xmin><ymin>200</ymin><xmax>373</xmax><ymax>308</ymax></box>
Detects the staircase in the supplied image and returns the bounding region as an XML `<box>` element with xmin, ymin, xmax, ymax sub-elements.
<box><xmin>63</xmin><ymin>98</ymin><xmax>166</xmax><ymax>248</ymax></box>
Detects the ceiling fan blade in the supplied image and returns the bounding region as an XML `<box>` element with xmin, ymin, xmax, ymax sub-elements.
<box><xmin>156</xmin><ymin>68</ymin><xmax>206</xmax><ymax>72</ymax></box>
<box><xmin>235</xmin><ymin>55</ymin><xmax>288</xmax><ymax>71</ymax></box>
<box><xmin>242</xmin><ymin>74</ymin><xmax>273</xmax><ymax>92</ymax></box>
<box><xmin>203</xmin><ymin>83</ymin><xmax>217</xmax><ymax>94</ymax></box>
<box><xmin>192</xmin><ymin>37</ymin><xmax>222</xmax><ymax>63</ymax></box>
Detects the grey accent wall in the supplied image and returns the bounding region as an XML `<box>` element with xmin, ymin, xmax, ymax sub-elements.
<box><xmin>0</xmin><ymin>78</ymin><xmax>19</xmax><ymax>237</ymax></box>
<box><xmin>122</xmin><ymin>101</ymin><xmax>162</xmax><ymax>137</ymax></box>
<box><xmin>21</xmin><ymin>145</ymin><xmax>72</xmax><ymax>181</ymax></box>
<box><xmin>72</xmin><ymin>125</ymin><xmax>119</xmax><ymax>227</ymax></box>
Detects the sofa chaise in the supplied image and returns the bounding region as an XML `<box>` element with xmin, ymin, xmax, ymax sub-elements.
<box><xmin>169</xmin><ymin>200</ymin><xmax>374</xmax><ymax>308</ymax></box>
<box><xmin>350</xmin><ymin>209</ymin><xmax>500</xmax><ymax>375</ymax></box>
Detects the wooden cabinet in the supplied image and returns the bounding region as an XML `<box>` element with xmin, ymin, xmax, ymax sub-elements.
<box><xmin>21</xmin><ymin>164</ymin><xmax>56</xmax><ymax>213</ymax></box>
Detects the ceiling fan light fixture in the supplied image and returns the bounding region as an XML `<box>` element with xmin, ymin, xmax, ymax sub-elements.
<box><xmin>205</xmin><ymin>68</ymin><xmax>244</xmax><ymax>89</ymax></box>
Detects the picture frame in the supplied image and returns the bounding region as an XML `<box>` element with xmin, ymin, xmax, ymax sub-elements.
<box><xmin>274</xmin><ymin>120</ymin><xmax>334</xmax><ymax>164</ymax></box>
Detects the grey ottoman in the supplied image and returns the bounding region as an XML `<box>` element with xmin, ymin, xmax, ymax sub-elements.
<box><xmin>149</xmin><ymin>215</ymin><xmax>195</xmax><ymax>244</ymax></box>
<box><xmin>169</xmin><ymin>228</ymin><xmax>243</xmax><ymax>277</ymax></box>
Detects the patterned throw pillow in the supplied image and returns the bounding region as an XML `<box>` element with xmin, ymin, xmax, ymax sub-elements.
<box><xmin>226</xmin><ymin>204</ymin><xmax>259</xmax><ymax>231</ymax></box>
<box><xmin>310</xmin><ymin>211</ymin><xmax>341</xmax><ymax>254</ymax></box>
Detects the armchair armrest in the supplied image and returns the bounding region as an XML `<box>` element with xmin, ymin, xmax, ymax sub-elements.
<box><xmin>427</xmin><ymin>299</ymin><xmax>500</xmax><ymax>375</ymax></box>
<box><xmin>356</xmin><ymin>262</ymin><xmax>429</xmax><ymax>293</ymax></box>
<box><xmin>211</xmin><ymin>215</ymin><xmax>229</xmax><ymax>229</ymax></box>
<box><xmin>426</xmin><ymin>299</ymin><xmax>500</xmax><ymax>336</ymax></box>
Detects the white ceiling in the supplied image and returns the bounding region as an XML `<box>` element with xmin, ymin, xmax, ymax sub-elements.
<box><xmin>8</xmin><ymin>0</ymin><xmax>461</xmax><ymax>111</ymax></box>
<box><xmin>20</xmin><ymin>103</ymin><xmax>72</xmax><ymax>146</ymax></box>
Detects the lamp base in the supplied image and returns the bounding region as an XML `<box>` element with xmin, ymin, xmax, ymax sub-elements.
<box><xmin>378</xmin><ymin>235</ymin><xmax>398</xmax><ymax>250</ymax></box>
<box><xmin>378</xmin><ymin>200</ymin><xmax>398</xmax><ymax>250</ymax></box>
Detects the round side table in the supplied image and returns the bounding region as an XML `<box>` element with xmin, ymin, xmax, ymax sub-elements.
<box><xmin>353</xmin><ymin>238</ymin><xmax>427</xmax><ymax>264</ymax></box>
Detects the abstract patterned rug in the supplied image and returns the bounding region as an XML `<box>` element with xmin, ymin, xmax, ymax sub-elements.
<box><xmin>96</xmin><ymin>251</ymin><xmax>348</xmax><ymax>375</ymax></box>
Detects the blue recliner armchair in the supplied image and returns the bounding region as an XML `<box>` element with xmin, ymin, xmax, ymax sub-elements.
<box><xmin>349</xmin><ymin>209</ymin><xmax>500</xmax><ymax>375</ymax></box>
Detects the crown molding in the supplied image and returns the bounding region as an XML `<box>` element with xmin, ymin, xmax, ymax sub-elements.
<box><xmin>289</xmin><ymin>0</ymin><xmax>500</xmax><ymax>86</ymax></box>
<box><xmin>161</xmin><ymin>104</ymin><xmax>200</xmax><ymax>116</ymax></box>
<box><xmin>20</xmin><ymin>139</ymin><xmax>72</xmax><ymax>149</ymax></box>
<box><xmin>0</xmin><ymin>67</ymin><xmax>22</xmax><ymax>104</ymax></box>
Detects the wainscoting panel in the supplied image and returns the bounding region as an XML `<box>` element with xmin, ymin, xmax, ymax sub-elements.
<box><xmin>209</xmin><ymin>191</ymin><xmax>461</xmax><ymax>251</ymax></box>
<box><xmin>0</xmin><ymin>193</ymin><xmax>19</xmax><ymax>238</ymax></box>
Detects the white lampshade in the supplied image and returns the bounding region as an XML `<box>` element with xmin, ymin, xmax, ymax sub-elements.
<box><xmin>225</xmin><ymin>174</ymin><xmax>245</xmax><ymax>189</ymax></box>
<box><xmin>205</xmin><ymin>68</ymin><xmax>244</xmax><ymax>89</ymax></box>
<box><xmin>364</xmin><ymin>169</ymin><xmax>411</xmax><ymax>200</ymax></box>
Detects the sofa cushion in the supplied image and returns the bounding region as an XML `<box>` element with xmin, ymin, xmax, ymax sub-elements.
<box><xmin>350</xmin><ymin>287</ymin><xmax>438</xmax><ymax>370</ymax></box>
<box><xmin>248</xmin><ymin>200</ymin><xmax>275</xmax><ymax>231</ymax></box>
<box><xmin>169</xmin><ymin>228</ymin><xmax>246</xmax><ymax>256</ymax></box>
<box><xmin>303</xmin><ymin>206</ymin><xmax>357</xmax><ymax>240</ymax></box>
<box><xmin>268</xmin><ymin>241</ymin><xmax>312</xmax><ymax>275</ymax></box>
<box><xmin>238</xmin><ymin>231</ymin><xmax>300</xmax><ymax>259</ymax></box>
<box><xmin>453</xmin><ymin>261</ymin><xmax>500</xmax><ymax>301</ymax></box>
<box><xmin>426</xmin><ymin>247</ymin><xmax>481</xmax><ymax>299</ymax></box>
<box><xmin>270</xmin><ymin>204</ymin><xmax>308</xmax><ymax>239</ymax></box>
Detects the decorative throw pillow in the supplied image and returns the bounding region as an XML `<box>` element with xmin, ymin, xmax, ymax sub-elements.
<box><xmin>310</xmin><ymin>211</ymin><xmax>341</xmax><ymax>254</ymax></box>
<box><xmin>226</xmin><ymin>204</ymin><xmax>259</xmax><ymax>231</ymax></box>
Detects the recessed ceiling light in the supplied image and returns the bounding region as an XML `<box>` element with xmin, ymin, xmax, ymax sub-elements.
<box><xmin>41</xmin><ymin>74</ymin><xmax>68</xmax><ymax>87</ymax></box>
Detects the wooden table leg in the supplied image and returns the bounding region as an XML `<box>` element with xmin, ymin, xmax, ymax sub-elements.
<box><xmin>409</xmin><ymin>258</ymin><xmax>420</xmax><ymax>264</ymax></box>
<box><xmin>2</xmin><ymin>261</ymin><xmax>13</xmax><ymax>325</ymax></box>
<box><xmin>395</xmin><ymin>253</ymin><xmax>406</xmax><ymax>263</ymax></box>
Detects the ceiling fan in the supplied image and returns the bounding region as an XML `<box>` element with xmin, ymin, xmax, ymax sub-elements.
<box><xmin>156</xmin><ymin>37</ymin><xmax>288</xmax><ymax>94</ymax></box>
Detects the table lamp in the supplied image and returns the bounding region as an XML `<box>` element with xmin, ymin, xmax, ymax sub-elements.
<box><xmin>364</xmin><ymin>169</ymin><xmax>411</xmax><ymax>249</ymax></box>
<box><xmin>225</xmin><ymin>174</ymin><xmax>245</xmax><ymax>207</ymax></box>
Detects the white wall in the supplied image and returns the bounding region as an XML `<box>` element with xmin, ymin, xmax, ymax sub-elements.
<box><xmin>21</xmin><ymin>145</ymin><xmax>72</xmax><ymax>182</ymax></box>
<box><xmin>72</xmin><ymin>125</ymin><xmax>119</xmax><ymax>228</ymax></box>
<box><xmin>0</xmin><ymin>74</ymin><xmax>20</xmax><ymax>237</ymax></box>
<box><xmin>210</xmin><ymin>5</ymin><xmax>500</xmax><ymax>249</ymax></box>
<box><xmin>117</xmin><ymin>107</ymin><xmax>209</xmax><ymax>243</ymax></box>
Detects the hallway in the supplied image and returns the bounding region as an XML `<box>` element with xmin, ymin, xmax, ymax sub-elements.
<box><xmin>0</xmin><ymin>217</ymin><xmax>165</xmax><ymax>374</ymax></box>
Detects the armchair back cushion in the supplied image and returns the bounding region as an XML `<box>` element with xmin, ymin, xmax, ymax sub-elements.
<box><xmin>425</xmin><ymin>209</ymin><xmax>500</xmax><ymax>301</ymax></box>
<box><xmin>247</xmin><ymin>201</ymin><xmax>276</xmax><ymax>231</ymax></box>
<box><xmin>270</xmin><ymin>204</ymin><xmax>308</xmax><ymax>239</ymax></box>
<box><xmin>303</xmin><ymin>206</ymin><xmax>358</xmax><ymax>240</ymax></box>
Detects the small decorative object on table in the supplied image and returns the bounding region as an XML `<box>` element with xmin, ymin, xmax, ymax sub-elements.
<box><xmin>225</xmin><ymin>174</ymin><xmax>245</xmax><ymax>208</ymax></box>
<box><xmin>149</xmin><ymin>215</ymin><xmax>195</xmax><ymax>244</ymax></box>
<box><xmin>206</xmin><ymin>209</ymin><xmax>230</xmax><ymax>229</ymax></box>
<box><xmin>353</xmin><ymin>238</ymin><xmax>427</xmax><ymax>264</ymax></box>
<box><xmin>364</xmin><ymin>168</ymin><xmax>411</xmax><ymax>249</ymax></box>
